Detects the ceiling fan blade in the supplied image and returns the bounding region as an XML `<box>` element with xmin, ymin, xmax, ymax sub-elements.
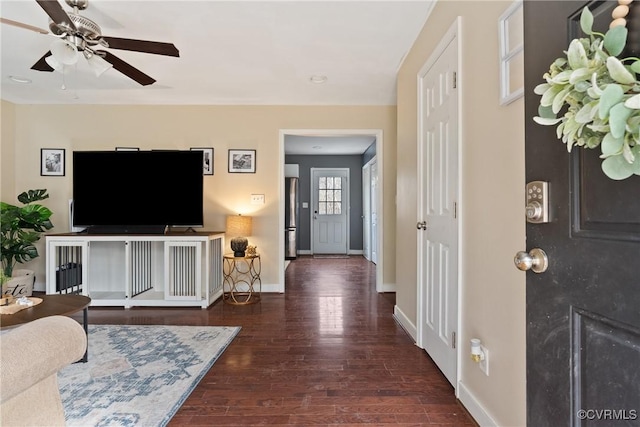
<box><xmin>102</xmin><ymin>37</ymin><xmax>179</xmax><ymax>57</ymax></box>
<box><xmin>31</xmin><ymin>51</ymin><xmax>55</xmax><ymax>72</ymax></box>
<box><xmin>35</xmin><ymin>0</ymin><xmax>77</xmax><ymax>32</ymax></box>
<box><xmin>99</xmin><ymin>51</ymin><xmax>156</xmax><ymax>86</ymax></box>
<box><xmin>0</xmin><ymin>17</ymin><xmax>49</xmax><ymax>34</ymax></box>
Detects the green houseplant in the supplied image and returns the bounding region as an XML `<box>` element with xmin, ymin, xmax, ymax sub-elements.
<box><xmin>1</xmin><ymin>189</ymin><xmax>54</xmax><ymax>279</ymax></box>
<box><xmin>534</xmin><ymin>7</ymin><xmax>640</xmax><ymax>180</ymax></box>
<box><xmin>0</xmin><ymin>271</ymin><xmax>8</xmax><ymax>291</ymax></box>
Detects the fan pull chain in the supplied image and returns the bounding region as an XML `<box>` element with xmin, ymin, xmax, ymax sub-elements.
<box><xmin>611</xmin><ymin>0</ymin><xmax>634</xmax><ymax>28</ymax></box>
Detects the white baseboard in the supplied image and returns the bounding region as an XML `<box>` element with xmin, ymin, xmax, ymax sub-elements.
<box><xmin>393</xmin><ymin>305</ymin><xmax>494</xmax><ymax>427</ymax></box>
<box><xmin>261</xmin><ymin>283</ymin><xmax>285</xmax><ymax>293</ymax></box>
<box><xmin>393</xmin><ymin>304</ymin><xmax>417</xmax><ymax>341</ymax></box>
<box><xmin>296</xmin><ymin>250</ymin><xmax>365</xmax><ymax>256</ymax></box>
<box><xmin>380</xmin><ymin>282</ymin><xmax>396</xmax><ymax>292</ymax></box>
<box><xmin>458</xmin><ymin>381</ymin><xmax>499</xmax><ymax>427</ymax></box>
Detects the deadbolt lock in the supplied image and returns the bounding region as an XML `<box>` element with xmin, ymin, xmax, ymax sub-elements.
<box><xmin>526</xmin><ymin>201</ymin><xmax>543</xmax><ymax>221</ymax></box>
<box><xmin>526</xmin><ymin>181</ymin><xmax>550</xmax><ymax>223</ymax></box>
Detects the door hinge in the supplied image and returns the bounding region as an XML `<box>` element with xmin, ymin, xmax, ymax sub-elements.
<box><xmin>453</xmin><ymin>72</ymin><xmax>457</xmax><ymax>89</ymax></box>
<box><xmin>454</xmin><ymin>202</ymin><xmax>457</xmax><ymax>219</ymax></box>
<box><xmin>452</xmin><ymin>331</ymin><xmax>457</xmax><ymax>349</ymax></box>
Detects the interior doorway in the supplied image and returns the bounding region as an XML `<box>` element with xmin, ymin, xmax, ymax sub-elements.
<box><xmin>279</xmin><ymin>129</ymin><xmax>384</xmax><ymax>293</ymax></box>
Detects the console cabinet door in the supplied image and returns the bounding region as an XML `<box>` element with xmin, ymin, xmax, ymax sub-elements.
<box><xmin>164</xmin><ymin>241</ymin><xmax>202</xmax><ymax>300</ymax></box>
<box><xmin>46</xmin><ymin>240</ymin><xmax>88</xmax><ymax>295</ymax></box>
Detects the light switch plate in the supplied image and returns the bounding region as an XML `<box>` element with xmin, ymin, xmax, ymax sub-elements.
<box><xmin>251</xmin><ymin>194</ymin><xmax>265</xmax><ymax>204</ymax></box>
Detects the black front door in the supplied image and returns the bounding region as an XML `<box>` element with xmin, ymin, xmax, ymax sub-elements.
<box><xmin>524</xmin><ymin>1</ymin><xmax>640</xmax><ymax>426</ymax></box>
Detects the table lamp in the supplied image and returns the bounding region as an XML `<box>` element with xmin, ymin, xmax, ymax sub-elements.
<box><xmin>226</xmin><ymin>214</ymin><xmax>253</xmax><ymax>257</ymax></box>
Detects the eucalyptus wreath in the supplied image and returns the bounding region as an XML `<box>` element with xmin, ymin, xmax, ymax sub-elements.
<box><xmin>533</xmin><ymin>7</ymin><xmax>640</xmax><ymax>180</ymax></box>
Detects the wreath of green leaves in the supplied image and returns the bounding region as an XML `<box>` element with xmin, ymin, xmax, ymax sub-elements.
<box><xmin>534</xmin><ymin>7</ymin><xmax>640</xmax><ymax>180</ymax></box>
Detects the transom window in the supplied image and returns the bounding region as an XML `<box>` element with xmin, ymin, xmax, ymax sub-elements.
<box><xmin>318</xmin><ymin>176</ymin><xmax>342</xmax><ymax>215</ymax></box>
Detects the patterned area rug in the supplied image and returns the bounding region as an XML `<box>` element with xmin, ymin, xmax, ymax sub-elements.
<box><xmin>58</xmin><ymin>324</ymin><xmax>240</xmax><ymax>427</ymax></box>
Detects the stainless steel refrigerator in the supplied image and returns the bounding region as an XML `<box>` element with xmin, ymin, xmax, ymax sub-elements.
<box><xmin>285</xmin><ymin>177</ymin><xmax>299</xmax><ymax>260</ymax></box>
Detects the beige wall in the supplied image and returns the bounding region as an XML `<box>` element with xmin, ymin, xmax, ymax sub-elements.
<box><xmin>4</xmin><ymin>104</ymin><xmax>396</xmax><ymax>291</ymax></box>
<box><xmin>1</xmin><ymin>101</ymin><xmax>17</xmax><ymax>200</ymax></box>
<box><xmin>396</xmin><ymin>1</ymin><xmax>526</xmax><ymax>425</ymax></box>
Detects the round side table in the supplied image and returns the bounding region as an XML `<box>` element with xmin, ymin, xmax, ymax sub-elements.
<box><xmin>222</xmin><ymin>254</ymin><xmax>261</xmax><ymax>305</ymax></box>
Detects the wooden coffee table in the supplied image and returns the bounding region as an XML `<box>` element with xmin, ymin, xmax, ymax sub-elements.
<box><xmin>0</xmin><ymin>294</ymin><xmax>91</xmax><ymax>362</ymax></box>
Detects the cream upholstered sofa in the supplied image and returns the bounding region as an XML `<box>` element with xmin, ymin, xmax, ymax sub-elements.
<box><xmin>0</xmin><ymin>315</ymin><xmax>87</xmax><ymax>426</ymax></box>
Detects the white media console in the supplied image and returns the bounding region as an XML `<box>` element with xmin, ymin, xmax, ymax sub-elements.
<box><xmin>45</xmin><ymin>231</ymin><xmax>225</xmax><ymax>308</ymax></box>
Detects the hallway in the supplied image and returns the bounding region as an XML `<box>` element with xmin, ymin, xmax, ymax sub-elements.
<box><xmin>85</xmin><ymin>256</ymin><xmax>476</xmax><ymax>425</ymax></box>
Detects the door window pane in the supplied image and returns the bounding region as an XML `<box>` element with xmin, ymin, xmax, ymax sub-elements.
<box><xmin>317</xmin><ymin>176</ymin><xmax>342</xmax><ymax>216</ymax></box>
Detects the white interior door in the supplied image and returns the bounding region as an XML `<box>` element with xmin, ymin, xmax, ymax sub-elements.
<box><xmin>311</xmin><ymin>168</ymin><xmax>349</xmax><ymax>254</ymax></box>
<box><xmin>370</xmin><ymin>160</ymin><xmax>378</xmax><ymax>264</ymax></box>
<box><xmin>362</xmin><ymin>163</ymin><xmax>371</xmax><ymax>260</ymax></box>
<box><xmin>416</xmin><ymin>23</ymin><xmax>459</xmax><ymax>387</ymax></box>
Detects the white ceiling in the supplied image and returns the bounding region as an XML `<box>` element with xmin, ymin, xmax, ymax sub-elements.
<box><xmin>285</xmin><ymin>134</ymin><xmax>375</xmax><ymax>155</ymax></box>
<box><xmin>0</xmin><ymin>0</ymin><xmax>435</xmax><ymax>106</ymax></box>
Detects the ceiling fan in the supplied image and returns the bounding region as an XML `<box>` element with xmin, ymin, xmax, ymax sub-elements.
<box><xmin>1</xmin><ymin>0</ymin><xmax>179</xmax><ymax>86</ymax></box>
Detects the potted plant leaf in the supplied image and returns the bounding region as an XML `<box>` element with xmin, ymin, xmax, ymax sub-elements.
<box><xmin>1</xmin><ymin>189</ymin><xmax>54</xmax><ymax>296</ymax></box>
<box><xmin>533</xmin><ymin>6</ymin><xmax>640</xmax><ymax>180</ymax></box>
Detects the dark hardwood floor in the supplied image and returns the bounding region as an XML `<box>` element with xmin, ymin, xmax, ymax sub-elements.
<box><xmin>83</xmin><ymin>255</ymin><xmax>476</xmax><ymax>426</ymax></box>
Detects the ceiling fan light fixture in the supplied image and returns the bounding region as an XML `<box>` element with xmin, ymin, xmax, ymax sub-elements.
<box><xmin>44</xmin><ymin>55</ymin><xmax>64</xmax><ymax>71</ymax></box>
<box><xmin>85</xmin><ymin>52</ymin><xmax>112</xmax><ymax>77</ymax></box>
<box><xmin>50</xmin><ymin>39</ymin><xmax>79</xmax><ymax>66</ymax></box>
<box><xmin>14</xmin><ymin>0</ymin><xmax>178</xmax><ymax>86</ymax></box>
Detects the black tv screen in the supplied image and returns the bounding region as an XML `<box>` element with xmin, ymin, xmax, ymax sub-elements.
<box><xmin>73</xmin><ymin>150</ymin><xmax>204</xmax><ymax>233</ymax></box>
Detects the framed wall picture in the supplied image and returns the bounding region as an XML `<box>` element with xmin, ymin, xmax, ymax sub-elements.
<box><xmin>190</xmin><ymin>147</ymin><xmax>214</xmax><ymax>175</ymax></box>
<box><xmin>40</xmin><ymin>148</ymin><xmax>65</xmax><ymax>176</ymax></box>
<box><xmin>228</xmin><ymin>149</ymin><xmax>256</xmax><ymax>173</ymax></box>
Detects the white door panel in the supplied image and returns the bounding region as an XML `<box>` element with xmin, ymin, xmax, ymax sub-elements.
<box><xmin>370</xmin><ymin>161</ymin><xmax>378</xmax><ymax>264</ymax></box>
<box><xmin>417</xmin><ymin>24</ymin><xmax>459</xmax><ymax>387</ymax></box>
<box><xmin>312</xmin><ymin>168</ymin><xmax>349</xmax><ymax>254</ymax></box>
<box><xmin>362</xmin><ymin>164</ymin><xmax>371</xmax><ymax>260</ymax></box>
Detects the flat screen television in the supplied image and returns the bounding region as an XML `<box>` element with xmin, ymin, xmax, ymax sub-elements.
<box><xmin>72</xmin><ymin>150</ymin><xmax>204</xmax><ymax>234</ymax></box>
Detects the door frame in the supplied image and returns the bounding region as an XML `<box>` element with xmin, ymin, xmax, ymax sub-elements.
<box><xmin>415</xmin><ymin>17</ymin><xmax>462</xmax><ymax>391</ymax></box>
<box><xmin>279</xmin><ymin>129</ymin><xmax>385</xmax><ymax>293</ymax></box>
<box><xmin>310</xmin><ymin>167</ymin><xmax>350</xmax><ymax>255</ymax></box>
<box><xmin>362</xmin><ymin>157</ymin><xmax>374</xmax><ymax>261</ymax></box>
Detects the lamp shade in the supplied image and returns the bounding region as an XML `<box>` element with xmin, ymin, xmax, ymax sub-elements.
<box><xmin>44</xmin><ymin>55</ymin><xmax>64</xmax><ymax>71</ymax></box>
<box><xmin>86</xmin><ymin>53</ymin><xmax>112</xmax><ymax>77</ymax></box>
<box><xmin>226</xmin><ymin>215</ymin><xmax>252</xmax><ymax>257</ymax></box>
<box><xmin>226</xmin><ymin>215</ymin><xmax>252</xmax><ymax>237</ymax></box>
<box><xmin>50</xmin><ymin>39</ymin><xmax>79</xmax><ymax>66</ymax></box>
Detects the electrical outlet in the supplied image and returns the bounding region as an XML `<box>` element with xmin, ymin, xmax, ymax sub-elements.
<box><xmin>251</xmin><ymin>194</ymin><xmax>265</xmax><ymax>205</ymax></box>
<box><xmin>479</xmin><ymin>345</ymin><xmax>489</xmax><ymax>376</ymax></box>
